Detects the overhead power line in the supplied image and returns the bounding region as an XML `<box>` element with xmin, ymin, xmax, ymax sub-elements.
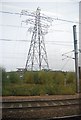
<box><xmin>62</xmin><ymin>50</ymin><xmax>75</xmax><ymax>61</ymax></box>
<box><xmin>0</xmin><ymin>24</ymin><xmax>72</xmax><ymax>33</ymax></box>
<box><xmin>62</xmin><ymin>50</ymin><xmax>75</xmax><ymax>56</ymax></box>
<box><xmin>0</xmin><ymin>10</ymin><xmax>80</xmax><ymax>24</ymax></box>
<box><xmin>0</xmin><ymin>38</ymin><xmax>74</xmax><ymax>43</ymax></box>
<box><xmin>0</xmin><ymin>24</ymin><xmax>77</xmax><ymax>34</ymax></box>
<box><xmin>0</xmin><ymin>24</ymin><xmax>27</xmax><ymax>28</ymax></box>
<box><xmin>61</xmin><ymin>53</ymin><xmax>74</xmax><ymax>71</ymax></box>
<box><xmin>0</xmin><ymin>38</ymin><xmax>76</xmax><ymax>43</ymax></box>
<box><xmin>0</xmin><ymin>38</ymin><xmax>29</xmax><ymax>42</ymax></box>
<box><xmin>0</xmin><ymin>38</ymin><xmax>74</xmax><ymax>46</ymax></box>
<box><xmin>0</xmin><ymin>11</ymin><xmax>20</xmax><ymax>15</ymax></box>
<box><xmin>61</xmin><ymin>58</ymin><xmax>72</xmax><ymax>71</ymax></box>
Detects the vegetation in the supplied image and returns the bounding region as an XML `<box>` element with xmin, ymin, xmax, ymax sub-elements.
<box><xmin>2</xmin><ymin>69</ymin><xmax>77</xmax><ymax>96</ymax></box>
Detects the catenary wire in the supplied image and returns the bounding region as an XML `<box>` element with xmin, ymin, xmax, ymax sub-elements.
<box><xmin>61</xmin><ymin>53</ymin><xmax>74</xmax><ymax>71</ymax></box>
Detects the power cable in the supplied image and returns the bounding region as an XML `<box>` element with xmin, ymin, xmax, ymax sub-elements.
<box><xmin>0</xmin><ymin>24</ymin><xmax>27</xmax><ymax>28</ymax></box>
<box><xmin>0</xmin><ymin>24</ymin><xmax>75</xmax><ymax>33</ymax></box>
<box><xmin>0</xmin><ymin>10</ymin><xmax>81</xmax><ymax>24</ymax></box>
<box><xmin>62</xmin><ymin>50</ymin><xmax>75</xmax><ymax>56</ymax></box>
<box><xmin>61</xmin><ymin>53</ymin><xmax>74</xmax><ymax>71</ymax></box>
<box><xmin>0</xmin><ymin>38</ymin><xmax>74</xmax><ymax>43</ymax></box>
<box><xmin>0</xmin><ymin>11</ymin><xmax>20</xmax><ymax>15</ymax></box>
<box><xmin>0</xmin><ymin>38</ymin><xmax>30</xmax><ymax>42</ymax></box>
<box><xmin>0</xmin><ymin>38</ymin><xmax>74</xmax><ymax>46</ymax></box>
<box><xmin>61</xmin><ymin>58</ymin><xmax>71</xmax><ymax>71</ymax></box>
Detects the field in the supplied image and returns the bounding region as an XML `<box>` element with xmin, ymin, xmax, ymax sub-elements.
<box><xmin>2</xmin><ymin>68</ymin><xmax>78</xmax><ymax>96</ymax></box>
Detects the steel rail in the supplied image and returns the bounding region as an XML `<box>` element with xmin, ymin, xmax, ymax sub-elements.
<box><xmin>2</xmin><ymin>115</ymin><xmax>81</xmax><ymax>120</ymax></box>
<box><xmin>42</xmin><ymin>115</ymin><xmax>81</xmax><ymax>120</ymax></box>
<box><xmin>2</xmin><ymin>98</ymin><xmax>81</xmax><ymax>120</ymax></box>
<box><xmin>2</xmin><ymin>97</ymin><xmax>80</xmax><ymax>102</ymax></box>
<box><xmin>2</xmin><ymin>98</ymin><xmax>80</xmax><ymax>110</ymax></box>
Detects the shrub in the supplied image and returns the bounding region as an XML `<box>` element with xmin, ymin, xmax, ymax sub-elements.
<box><xmin>59</xmin><ymin>85</ymin><xmax>76</xmax><ymax>95</ymax></box>
<box><xmin>33</xmin><ymin>72</ymin><xmax>40</xmax><ymax>84</ymax></box>
<box><xmin>23</xmin><ymin>72</ymin><xmax>34</xmax><ymax>84</ymax></box>
<box><xmin>66</xmin><ymin>72</ymin><xmax>75</xmax><ymax>84</ymax></box>
<box><xmin>9</xmin><ymin>72</ymin><xmax>20</xmax><ymax>83</ymax></box>
<box><xmin>2</xmin><ymin>71</ymin><xmax>76</xmax><ymax>96</ymax></box>
<box><xmin>53</xmin><ymin>72</ymin><xmax>65</xmax><ymax>85</ymax></box>
<box><xmin>30</xmin><ymin>85</ymin><xmax>40</xmax><ymax>96</ymax></box>
<box><xmin>37</xmin><ymin>71</ymin><xmax>47</xmax><ymax>84</ymax></box>
<box><xmin>45</xmin><ymin>84</ymin><xmax>60</xmax><ymax>95</ymax></box>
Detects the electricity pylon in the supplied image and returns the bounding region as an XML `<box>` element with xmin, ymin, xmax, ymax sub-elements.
<box><xmin>21</xmin><ymin>7</ymin><xmax>53</xmax><ymax>71</ymax></box>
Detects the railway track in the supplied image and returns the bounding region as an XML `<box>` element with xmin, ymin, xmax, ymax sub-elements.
<box><xmin>2</xmin><ymin>98</ymin><xmax>80</xmax><ymax>109</ymax></box>
<box><xmin>1</xmin><ymin>115</ymin><xmax>81</xmax><ymax>120</ymax></box>
<box><xmin>2</xmin><ymin>97</ymin><xmax>81</xmax><ymax>119</ymax></box>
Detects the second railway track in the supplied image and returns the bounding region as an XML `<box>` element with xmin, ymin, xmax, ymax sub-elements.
<box><xmin>2</xmin><ymin>98</ymin><xmax>80</xmax><ymax>109</ymax></box>
<box><xmin>2</xmin><ymin>96</ymin><xmax>81</xmax><ymax>120</ymax></box>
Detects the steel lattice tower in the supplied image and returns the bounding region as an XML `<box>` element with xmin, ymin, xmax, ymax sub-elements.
<box><xmin>21</xmin><ymin>7</ymin><xmax>53</xmax><ymax>71</ymax></box>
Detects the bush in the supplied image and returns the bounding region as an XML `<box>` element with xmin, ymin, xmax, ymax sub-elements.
<box><xmin>2</xmin><ymin>71</ymin><xmax>76</xmax><ymax>96</ymax></box>
<box><xmin>59</xmin><ymin>85</ymin><xmax>76</xmax><ymax>95</ymax></box>
<box><xmin>30</xmin><ymin>86</ymin><xmax>40</xmax><ymax>96</ymax></box>
<box><xmin>9</xmin><ymin>72</ymin><xmax>20</xmax><ymax>83</ymax></box>
<box><xmin>23</xmin><ymin>72</ymin><xmax>34</xmax><ymax>84</ymax></box>
<box><xmin>38</xmin><ymin>71</ymin><xmax>48</xmax><ymax>84</ymax></box>
<box><xmin>33</xmin><ymin>72</ymin><xmax>40</xmax><ymax>84</ymax></box>
<box><xmin>53</xmin><ymin>72</ymin><xmax>65</xmax><ymax>85</ymax></box>
<box><xmin>44</xmin><ymin>83</ymin><xmax>60</xmax><ymax>95</ymax></box>
<box><xmin>66</xmin><ymin>72</ymin><xmax>75</xmax><ymax>84</ymax></box>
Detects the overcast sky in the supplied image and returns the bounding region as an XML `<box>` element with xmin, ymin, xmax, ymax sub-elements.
<box><xmin>0</xmin><ymin>0</ymin><xmax>81</xmax><ymax>71</ymax></box>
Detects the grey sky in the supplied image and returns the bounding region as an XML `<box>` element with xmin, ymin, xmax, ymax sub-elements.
<box><xmin>0</xmin><ymin>0</ymin><xmax>80</xmax><ymax>71</ymax></box>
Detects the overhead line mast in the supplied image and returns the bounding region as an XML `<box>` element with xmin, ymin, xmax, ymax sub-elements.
<box><xmin>73</xmin><ymin>25</ymin><xmax>80</xmax><ymax>93</ymax></box>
